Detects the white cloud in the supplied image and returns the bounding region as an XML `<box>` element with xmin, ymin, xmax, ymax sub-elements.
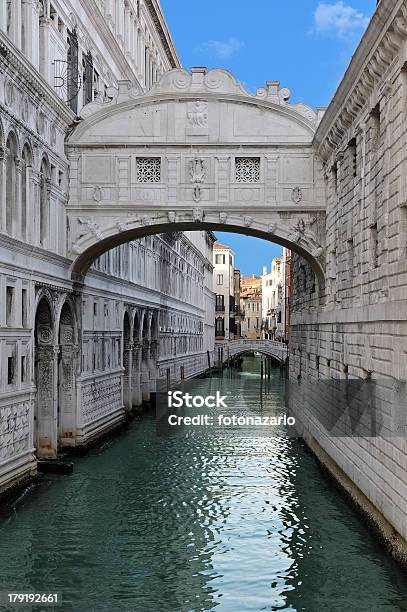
<box><xmin>314</xmin><ymin>2</ymin><xmax>369</xmax><ymax>39</ymax></box>
<box><xmin>198</xmin><ymin>37</ymin><xmax>243</xmax><ymax>59</ymax></box>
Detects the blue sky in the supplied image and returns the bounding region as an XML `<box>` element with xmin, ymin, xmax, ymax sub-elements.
<box><xmin>160</xmin><ymin>0</ymin><xmax>375</xmax><ymax>274</ymax></box>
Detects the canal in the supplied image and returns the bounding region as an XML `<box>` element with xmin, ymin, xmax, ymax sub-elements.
<box><xmin>0</xmin><ymin>356</ymin><xmax>407</xmax><ymax>611</ymax></box>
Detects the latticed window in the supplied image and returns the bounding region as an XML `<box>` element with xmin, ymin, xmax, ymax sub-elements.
<box><xmin>136</xmin><ymin>157</ymin><xmax>161</xmax><ymax>182</ymax></box>
<box><xmin>235</xmin><ymin>157</ymin><xmax>260</xmax><ymax>183</ymax></box>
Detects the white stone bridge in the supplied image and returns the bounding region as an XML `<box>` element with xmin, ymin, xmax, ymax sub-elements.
<box><xmin>215</xmin><ymin>340</ymin><xmax>288</xmax><ymax>366</ymax></box>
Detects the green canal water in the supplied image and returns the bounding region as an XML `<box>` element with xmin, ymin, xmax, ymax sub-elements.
<box><xmin>0</xmin><ymin>356</ymin><xmax>407</xmax><ymax>611</ymax></box>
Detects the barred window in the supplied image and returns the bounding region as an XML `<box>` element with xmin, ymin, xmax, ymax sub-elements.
<box><xmin>235</xmin><ymin>157</ymin><xmax>260</xmax><ymax>183</ymax></box>
<box><xmin>136</xmin><ymin>157</ymin><xmax>161</xmax><ymax>182</ymax></box>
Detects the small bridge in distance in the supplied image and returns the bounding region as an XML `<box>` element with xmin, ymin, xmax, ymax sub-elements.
<box><xmin>215</xmin><ymin>340</ymin><xmax>288</xmax><ymax>367</ymax></box>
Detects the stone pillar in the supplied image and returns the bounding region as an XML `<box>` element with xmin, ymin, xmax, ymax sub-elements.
<box><xmin>58</xmin><ymin>320</ymin><xmax>77</xmax><ymax>443</ymax></box>
<box><xmin>14</xmin><ymin>156</ymin><xmax>22</xmax><ymax>240</ymax></box>
<box><xmin>0</xmin><ymin>146</ymin><xmax>7</xmax><ymax>233</ymax></box>
<box><xmin>123</xmin><ymin>339</ymin><xmax>133</xmax><ymax>413</ymax></box>
<box><xmin>14</xmin><ymin>0</ymin><xmax>22</xmax><ymax>49</ymax></box>
<box><xmin>0</xmin><ymin>0</ymin><xmax>6</xmax><ymax>33</ymax></box>
<box><xmin>132</xmin><ymin>343</ymin><xmax>142</xmax><ymax>408</ymax></box>
<box><xmin>141</xmin><ymin>340</ymin><xmax>151</xmax><ymax>403</ymax></box>
<box><xmin>31</xmin><ymin>169</ymin><xmax>41</xmax><ymax>245</ymax></box>
<box><xmin>39</xmin><ymin>16</ymin><xmax>51</xmax><ymax>80</ymax></box>
<box><xmin>148</xmin><ymin>339</ymin><xmax>158</xmax><ymax>400</ymax></box>
<box><xmin>35</xmin><ymin>345</ymin><xmax>59</xmax><ymax>459</ymax></box>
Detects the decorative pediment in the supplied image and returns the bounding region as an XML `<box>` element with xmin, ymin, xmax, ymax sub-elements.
<box><xmin>76</xmin><ymin>67</ymin><xmax>318</xmax><ymax>139</ymax></box>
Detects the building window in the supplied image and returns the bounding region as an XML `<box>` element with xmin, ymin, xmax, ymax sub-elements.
<box><xmin>83</xmin><ymin>51</ymin><xmax>94</xmax><ymax>105</ymax></box>
<box><xmin>235</xmin><ymin>157</ymin><xmax>260</xmax><ymax>183</ymax></box>
<box><xmin>371</xmin><ymin>104</ymin><xmax>381</xmax><ymax>152</ymax></box>
<box><xmin>215</xmin><ymin>254</ymin><xmax>225</xmax><ymax>265</ymax></box>
<box><xmin>215</xmin><ymin>295</ymin><xmax>225</xmax><ymax>312</ymax></box>
<box><xmin>6</xmin><ymin>286</ymin><xmax>14</xmax><ymax>327</ymax></box>
<box><xmin>217</xmin><ymin>274</ymin><xmax>224</xmax><ymax>285</ymax></box>
<box><xmin>22</xmin><ymin>289</ymin><xmax>27</xmax><ymax>328</ymax></box>
<box><xmin>67</xmin><ymin>28</ymin><xmax>79</xmax><ymax>113</ymax></box>
<box><xmin>7</xmin><ymin>356</ymin><xmax>15</xmax><ymax>385</ymax></box>
<box><xmin>136</xmin><ymin>157</ymin><xmax>161</xmax><ymax>182</ymax></box>
<box><xmin>332</xmin><ymin>161</ymin><xmax>339</xmax><ymax>194</ymax></box>
<box><xmin>348</xmin><ymin>137</ymin><xmax>357</xmax><ymax>178</ymax></box>
<box><xmin>215</xmin><ymin>317</ymin><xmax>225</xmax><ymax>337</ymax></box>
<box><xmin>21</xmin><ymin>356</ymin><xmax>26</xmax><ymax>383</ymax></box>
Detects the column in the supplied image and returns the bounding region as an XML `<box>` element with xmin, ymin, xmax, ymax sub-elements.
<box><xmin>39</xmin><ymin>16</ymin><xmax>51</xmax><ymax>81</ymax></box>
<box><xmin>30</xmin><ymin>168</ymin><xmax>41</xmax><ymax>245</ymax></box>
<box><xmin>0</xmin><ymin>146</ymin><xmax>7</xmax><ymax>233</ymax></box>
<box><xmin>35</xmin><ymin>345</ymin><xmax>59</xmax><ymax>459</ymax></box>
<box><xmin>141</xmin><ymin>340</ymin><xmax>151</xmax><ymax>402</ymax></box>
<box><xmin>148</xmin><ymin>340</ymin><xmax>158</xmax><ymax>397</ymax></box>
<box><xmin>123</xmin><ymin>339</ymin><xmax>133</xmax><ymax>412</ymax></box>
<box><xmin>132</xmin><ymin>343</ymin><xmax>142</xmax><ymax>407</ymax></box>
<box><xmin>14</xmin><ymin>156</ymin><xmax>22</xmax><ymax>240</ymax></box>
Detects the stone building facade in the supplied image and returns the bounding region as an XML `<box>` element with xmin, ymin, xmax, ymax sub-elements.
<box><xmin>240</xmin><ymin>275</ymin><xmax>262</xmax><ymax>340</ymax></box>
<box><xmin>262</xmin><ymin>256</ymin><xmax>285</xmax><ymax>341</ymax></box>
<box><xmin>0</xmin><ymin>1</ymin><xmax>215</xmax><ymax>495</ymax></box>
<box><xmin>213</xmin><ymin>243</ymin><xmax>236</xmax><ymax>340</ymax></box>
<box><xmin>289</xmin><ymin>0</ymin><xmax>407</xmax><ymax>559</ymax></box>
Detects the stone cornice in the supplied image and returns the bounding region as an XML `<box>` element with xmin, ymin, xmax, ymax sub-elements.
<box><xmin>0</xmin><ymin>32</ymin><xmax>75</xmax><ymax>127</ymax></box>
<box><xmin>314</xmin><ymin>0</ymin><xmax>406</xmax><ymax>160</ymax></box>
<box><xmin>144</xmin><ymin>0</ymin><xmax>181</xmax><ymax>69</ymax></box>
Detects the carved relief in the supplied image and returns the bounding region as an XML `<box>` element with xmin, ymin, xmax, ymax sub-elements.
<box><xmin>4</xmin><ymin>80</ymin><xmax>15</xmax><ymax>107</ymax></box>
<box><xmin>92</xmin><ymin>186</ymin><xmax>102</xmax><ymax>202</ymax></box>
<box><xmin>78</xmin><ymin>217</ymin><xmax>103</xmax><ymax>240</ymax></box>
<box><xmin>187</xmin><ymin>101</ymin><xmax>208</xmax><ymax>128</ymax></box>
<box><xmin>219</xmin><ymin>212</ymin><xmax>227</xmax><ymax>224</ymax></box>
<box><xmin>189</xmin><ymin>158</ymin><xmax>206</xmax><ymax>183</ymax></box>
<box><xmin>291</xmin><ymin>187</ymin><xmax>303</xmax><ymax>204</ymax></box>
<box><xmin>192</xmin><ymin>208</ymin><xmax>204</xmax><ymax>222</ymax></box>
<box><xmin>193</xmin><ymin>185</ymin><xmax>202</xmax><ymax>203</ymax></box>
<box><xmin>22</xmin><ymin>97</ymin><xmax>30</xmax><ymax>122</ymax></box>
<box><xmin>0</xmin><ymin>402</ymin><xmax>31</xmax><ymax>460</ymax></box>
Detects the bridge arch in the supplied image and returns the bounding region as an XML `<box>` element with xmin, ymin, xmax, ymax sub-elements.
<box><xmin>66</xmin><ymin>67</ymin><xmax>327</xmax><ymax>287</ymax></box>
<box><xmin>216</xmin><ymin>340</ymin><xmax>288</xmax><ymax>367</ymax></box>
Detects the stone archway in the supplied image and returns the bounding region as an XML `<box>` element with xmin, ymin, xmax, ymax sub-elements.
<box><xmin>34</xmin><ymin>296</ymin><xmax>57</xmax><ymax>459</ymax></box>
<box><xmin>66</xmin><ymin>68</ymin><xmax>327</xmax><ymax>286</ymax></box>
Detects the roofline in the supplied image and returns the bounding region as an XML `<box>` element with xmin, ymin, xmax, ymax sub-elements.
<box><xmin>314</xmin><ymin>0</ymin><xmax>401</xmax><ymax>150</ymax></box>
<box><xmin>145</xmin><ymin>0</ymin><xmax>181</xmax><ymax>69</ymax></box>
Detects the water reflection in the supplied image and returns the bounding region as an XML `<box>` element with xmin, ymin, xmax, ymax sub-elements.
<box><xmin>0</xmin><ymin>356</ymin><xmax>406</xmax><ymax>611</ymax></box>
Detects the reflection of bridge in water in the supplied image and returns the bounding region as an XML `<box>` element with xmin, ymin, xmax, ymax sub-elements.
<box><xmin>215</xmin><ymin>340</ymin><xmax>288</xmax><ymax>366</ymax></box>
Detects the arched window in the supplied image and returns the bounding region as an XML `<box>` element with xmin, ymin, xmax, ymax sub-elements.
<box><xmin>5</xmin><ymin>133</ymin><xmax>18</xmax><ymax>236</ymax></box>
<box><xmin>39</xmin><ymin>157</ymin><xmax>50</xmax><ymax>247</ymax></box>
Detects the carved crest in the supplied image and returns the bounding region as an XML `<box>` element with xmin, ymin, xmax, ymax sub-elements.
<box><xmin>189</xmin><ymin>158</ymin><xmax>206</xmax><ymax>183</ymax></box>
